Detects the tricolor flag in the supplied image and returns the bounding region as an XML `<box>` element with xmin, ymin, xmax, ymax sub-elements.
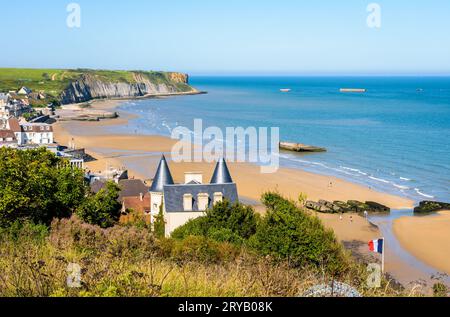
<box><xmin>368</xmin><ymin>238</ymin><xmax>384</xmax><ymax>254</ymax></box>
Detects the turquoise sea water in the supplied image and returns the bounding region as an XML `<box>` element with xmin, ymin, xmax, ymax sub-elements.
<box><xmin>117</xmin><ymin>76</ymin><xmax>450</xmax><ymax>203</ymax></box>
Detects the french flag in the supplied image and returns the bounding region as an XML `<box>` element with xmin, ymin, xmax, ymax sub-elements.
<box><xmin>368</xmin><ymin>238</ymin><xmax>384</xmax><ymax>254</ymax></box>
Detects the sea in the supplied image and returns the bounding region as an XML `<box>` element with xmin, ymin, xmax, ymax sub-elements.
<box><xmin>116</xmin><ymin>76</ymin><xmax>450</xmax><ymax>204</ymax></box>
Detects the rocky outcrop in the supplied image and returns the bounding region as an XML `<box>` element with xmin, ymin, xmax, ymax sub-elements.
<box><xmin>305</xmin><ymin>199</ymin><xmax>390</xmax><ymax>214</ymax></box>
<box><xmin>414</xmin><ymin>201</ymin><xmax>450</xmax><ymax>214</ymax></box>
<box><xmin>60</xmin><ymin>72</ymin><xmax>195</xmax><ymax>105</ymax></box>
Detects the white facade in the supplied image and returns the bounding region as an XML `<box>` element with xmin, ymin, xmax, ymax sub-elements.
<box><xmin>150</xmin><ymin>191</ymin><xmax>164</xmax><ymax>222</ymax></box>
<box><xmin>20</xmin><ymin>124</ymin><xmax>54</xmax><ymax>145</ymax></box>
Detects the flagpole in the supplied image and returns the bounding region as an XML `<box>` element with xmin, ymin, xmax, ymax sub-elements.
<box><xmin>381</xmin><ymin>237</ymin><xmax>385</xmax><ymax>274</ymax></box>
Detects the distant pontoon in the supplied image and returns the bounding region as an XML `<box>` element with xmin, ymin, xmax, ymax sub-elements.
<box><xmin>340</xmin><ymin>88</ymin><xmax>366</xmax><ymax>93</ymax></box>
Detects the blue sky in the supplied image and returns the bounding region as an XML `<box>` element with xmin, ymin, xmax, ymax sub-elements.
<box><xmin>1</xmin><ymin>0</ymin><xmax>449</xmax><ymax>75</ymax></box>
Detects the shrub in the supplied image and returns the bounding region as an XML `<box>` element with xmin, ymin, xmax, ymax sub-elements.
<box><xmin>163</xmin><ymin>236</ymin><xmax>241</xmax><ymax>264</ymax></box>
<box><xmin>249</xmin><ymin>192</ymin><xmax>349</xmax><ymax>275</ymax></box>
<box><xmin>49</xmin><ymin>216</ymin><xmax>157</xmax><ymax>261</ymax></box>
<box><xmin>76</xmin><ymin>181</ymin><xmax>122</xmax><ymax>228</ymax></box>
<box><xmin>171</xmin><ymin>200</ymin><xmax>258</xmax><ymax>244</ymax></box>
<box><xmin>0</xmin><ymin>220</ymin><xmax>49</xmax><ymax>244</ymax></box>
<box><xmin>433</xmin><ymin>283</ymin><xmax>448</xmax><ymax>297</ymax></box>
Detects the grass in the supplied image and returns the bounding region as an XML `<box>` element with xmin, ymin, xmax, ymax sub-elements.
<box><xmin>0</xmin><ymin>216</ymin><xmax>418</xmax><ymax>297</ymax></box>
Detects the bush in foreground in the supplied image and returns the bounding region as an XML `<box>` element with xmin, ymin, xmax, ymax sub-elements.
<box><xmin>0</xmin><ymin>216</ymin><xmax>407</xmax><ymax>297</ymax></box>
<box><xmin>76</xmin><ymin>181</ymin><xmax>122</xmax><ymax>228</ymax></box>
<box><xmin>171</xmin><ymin>200</ymin><xmax>258</xmax><ymax>244</ymax></box>
<box><xmin>0</xmin><ymin>148</ymin><xmax>86</xmax><ymax>227</ymax></box>
<box><xmin>249</xmin><ymin>192</ymin><xmax>349</xmax><ymax>275</ymax></box>
<box><xmin>173</xmin><ymin>192</ymin><xmax>349</xmax><ymax>276</ymax></box>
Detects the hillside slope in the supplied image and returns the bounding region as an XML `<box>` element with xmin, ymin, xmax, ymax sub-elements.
<box><xmin>0</xmin><ymin>68</ymin><xmax>197</xmax><ymax>105</ymax></box>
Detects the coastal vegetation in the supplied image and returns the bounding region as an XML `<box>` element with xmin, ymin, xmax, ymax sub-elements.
<box><xmin>0</xmin><ymin>205</ymin><xmax>407</xmax><ymax>297</ymax></box>
<box><xmin>0</xmin><ymin>148</ymin><xmax>420</xmax><ymax>297</ymax></box>
<box><xmin>0</xmin><ymin>148</ymin><xmax>120</xmax><ymax>227</ymax></box>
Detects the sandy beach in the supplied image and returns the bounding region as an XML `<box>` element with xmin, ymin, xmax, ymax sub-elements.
<box><xmin>394</xmin><ymin>211</ymin><xmax>450</xmax><ymax>275</ymax></box>
<box><xmin>53</xmin><ymin>99</ymin><xmax>414</xmax><ymax>247</ymax></box>
<box><xmin>52</xmin><ymin>98</ymin><xmax>450</xmax><ymax>290</ymax></box>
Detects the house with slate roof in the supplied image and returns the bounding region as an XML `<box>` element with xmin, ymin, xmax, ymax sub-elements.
<box><xmin>150</xmin><ymin>155</ymin><xmax>239</xmax><ymax>237</ymax></box>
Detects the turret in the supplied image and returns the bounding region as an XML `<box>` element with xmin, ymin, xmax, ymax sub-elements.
<box><xmin>150</xmin><ymin>155</ymin><xmax>174</xmax><ymax>192</ymax></box>
<box><xmin>210</xmin><ymin>158</ymin><xmax>233</xmax><ymax>184</ymax></box>
<box><xmin>150</xmin><ymin>155</ymin><xmax>174</xmax><ymax>221</ymax></box>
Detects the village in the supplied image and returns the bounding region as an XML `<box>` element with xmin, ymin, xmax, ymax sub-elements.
<box><xmin>0</xmin><ymin>87</ymin><xmax>239</xmax><ymax>236</ymax></box>
<box><xmin>0</xmin><ymin>87</ymin><xmax>85</xmax><ymax>167</ymax></box>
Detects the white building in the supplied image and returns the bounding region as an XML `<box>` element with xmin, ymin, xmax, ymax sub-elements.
<box><xmin>0</xmin><ymin>93</ymin><xmax>9</xmax><ymax>119</ymax></box>
<box><xmin>18</xmin><ymin>87</ymin><xmax>32</xmax><ymax>95</ymax></box>
<box><xmin>149</xmin><ymin>155</ymin><xmax>239</xmax><ymax>237</ymax></box>
<box><xmin>6</xmin><ymin>117</ymin><xmax>54</xmax><ymax>145</ymax></box>
<box><xmin>0</xmin><ymin>93</ymin><xmax>8</xmax><ymax>105</ymax></box>
<box><xmin>21</xmin><ymin>123</ymin><xmax>54</xmax><ymax>145</ymax></box>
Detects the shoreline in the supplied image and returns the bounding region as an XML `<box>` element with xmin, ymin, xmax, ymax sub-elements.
<box><xmin>54</xmin><ymin>96</ymin><xmax>450</xmax><ymax>289</ymax></box>
<box><xmin>61</xmin><ymin>90</ymin><xmax>207</xmax><ymax>108</ymax></box>
<box><xmin>54</xmin><ymin>98</ymin><xmax>414</xmax><ymax>229</ymax></box>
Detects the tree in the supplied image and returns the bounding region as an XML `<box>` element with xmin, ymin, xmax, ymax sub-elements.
<box><xmin>76</xmin><ymin>181</ymin><xmax>122</xmax><ymax>228</ymax></box>
<box><xmin>171</xmin><ymin>200</ymin><xmax>258</xmax><ymax>243</ymax></box>
<box><xmin>0</xmin><ymin>148</ymin><xmax>86</xmax><ymax>227</ymax></box>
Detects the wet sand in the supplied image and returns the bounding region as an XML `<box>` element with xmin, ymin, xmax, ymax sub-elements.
<box><xmin>394</xmin><ymin>211</ymin><xmax>450</xmax><ymax>275</ymax></box>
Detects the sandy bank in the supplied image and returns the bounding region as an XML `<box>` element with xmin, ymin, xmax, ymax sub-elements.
<box><xmin>53</xmin><ymin>108</ymin><xmax>415</xmax><ymax>247</ymax></box>
<box><xmin>393</xmin><ymin>211</ymin><xmax>450</xmax><ymax>275</ymax></box>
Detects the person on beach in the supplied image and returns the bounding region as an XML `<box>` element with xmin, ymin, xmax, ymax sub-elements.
<box><xmin>350</xmin><ymin>215</ymin><xmax>353</xmax><ymax>223</ymax></box>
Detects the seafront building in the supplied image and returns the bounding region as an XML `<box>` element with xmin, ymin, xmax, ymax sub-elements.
<box><xmin>150</xmin><ymin>155</ymin><xmax>239</xmax><ymax>237</ymax></box>
<box><xmin>4</xmin><ymin>117</ymin><xmax>54</xmax><ymax>145</ymax></box>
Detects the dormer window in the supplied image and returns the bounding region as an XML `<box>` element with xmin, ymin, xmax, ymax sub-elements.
<box><xmin>197</xmin><ymin>193</ymin><xmax>209</xmax><ymax>211</ymax></box>
<box><xmin>183</xmin><ymin>194</ymin><xmax>193</xmax><ymax>211</ymax></box>
<box><xmin>213</xmin><ymin>192</ymin><xmax>224</xmax><ymax>205</ymax></box>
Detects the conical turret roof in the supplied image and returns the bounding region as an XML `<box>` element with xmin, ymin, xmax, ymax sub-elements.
<box><xmin>210</xmin><ymin>158</ymin><xmax>233</xmax><ymax>184</ymax></box>
<box><xmin>150</xmin><ymin>155</ymin><xmax>174</xmax><ymax>192</ymax></box>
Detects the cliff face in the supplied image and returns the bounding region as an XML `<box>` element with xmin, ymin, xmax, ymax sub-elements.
<box><xmin>60</xmin><ymin>72</ymin><xmax>194</xmax><ymax>105</ymax></box>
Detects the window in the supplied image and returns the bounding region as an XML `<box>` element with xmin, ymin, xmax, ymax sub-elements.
<box><xmin>197</xmin><ymin>193</ymin><xmax>209</xmax><ymax>211</ymax></box>
<box><xmin>213</xmin><ymin>192</ymin><xmax>224</xmax><ymax>205</ymax></box>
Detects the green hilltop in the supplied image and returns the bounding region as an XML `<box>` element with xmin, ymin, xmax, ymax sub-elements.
<box><xmin>0</xmin><ymin>68</ymin><xmax>193</xmax><ymax>104</ymax></box>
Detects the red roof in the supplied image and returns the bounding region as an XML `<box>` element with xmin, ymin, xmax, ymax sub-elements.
<box><xmin>7</xmin><ymin>118</ymin><xmax>21</xmax><ymax>133</ymax></box>
<box><xmin>122</xmin><ymin>193</ymin><xmax>151</xmax><ymax>214</ymax></box>
<box><xmin>0</xmin><ymin>130</ymin><xmax>16</xmax><ymax>142</ymax></box>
